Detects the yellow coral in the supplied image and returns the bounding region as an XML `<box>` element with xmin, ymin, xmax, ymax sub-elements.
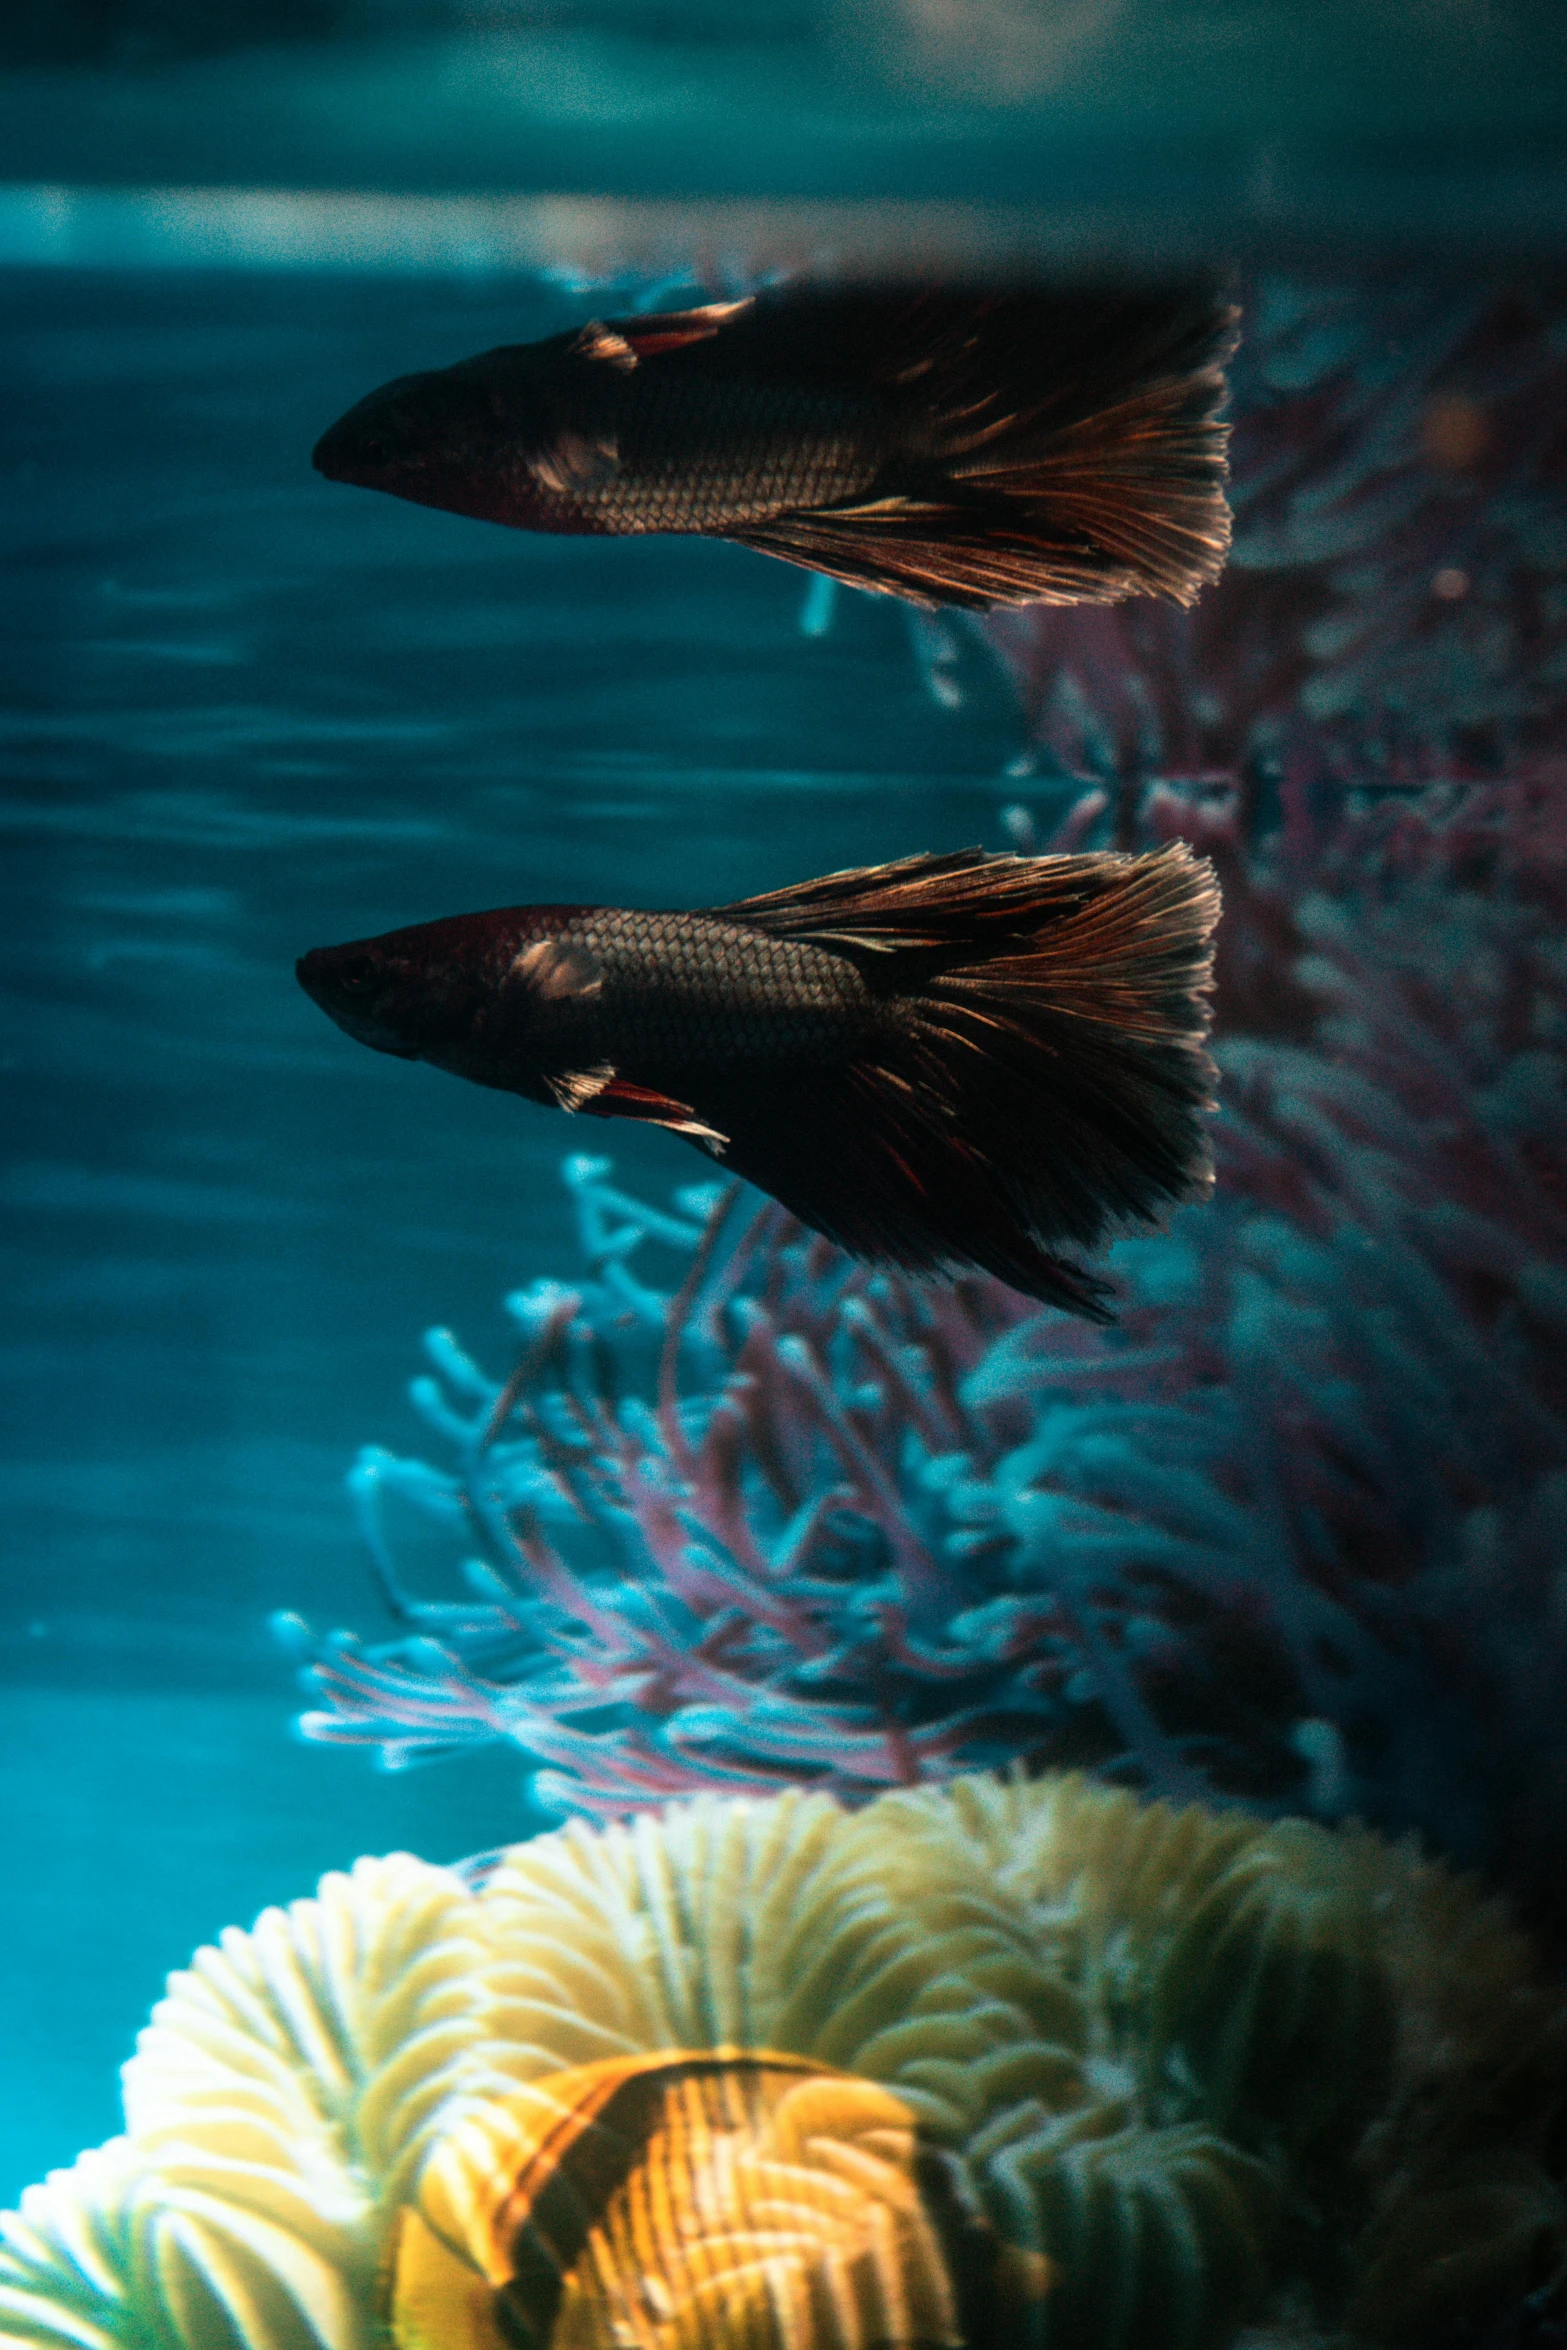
<box><xmin>0</xmin><ymin>1776</ymin><xmax>1560</xmax><ymax>2350</ymax></box>
<box><xmin>394</xmin><ymin>2053</ymin><xmax>985</xmax><ymax>2350</ymax></box>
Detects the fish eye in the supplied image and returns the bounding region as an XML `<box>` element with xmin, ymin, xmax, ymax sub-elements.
<box><xmin>334</xmin><ymin>954</ymin><xmax>380</xmax><ymax>994</ymax></box>
<box><xmin>359</xmin><ymin>438</ymin><xmax>391</xmax><ymax>467</ymax></box>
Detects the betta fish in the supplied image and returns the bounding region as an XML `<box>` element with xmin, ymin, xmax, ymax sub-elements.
<box><xmin>312</xmin><ymin>285</ymin><xmax>1237</xmax><ymax>612</ymax></box>
<box><xmin>297</xmin><ymin>846</ymin><xmax>1220</xmax><ymax>1318</ymax></box>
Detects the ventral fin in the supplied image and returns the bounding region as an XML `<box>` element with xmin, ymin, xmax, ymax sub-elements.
<box><xmin>611</xmin><ymin>299</ymin><xmax>753</xmax><ymax>359</ymax></box>
<box><xmin>569</xmin><ymin>321</ymin><xmax>640</xmax><ymax>372</ymax></box>
<box><xmin>511</xmin><ymin>937</ymin><xmax>604</xmax><ymax>1000</ymax></box>
<box><xmin>579</xmin><ymin>1076</ymin><xmax>729</xmax><ymax>1152</ymax></box>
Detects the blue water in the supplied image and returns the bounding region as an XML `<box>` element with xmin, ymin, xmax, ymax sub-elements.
<box><xmin>0</xmin><ymin>262</ymin><xmax>1040</xmax><ymax>2200</ymax></box>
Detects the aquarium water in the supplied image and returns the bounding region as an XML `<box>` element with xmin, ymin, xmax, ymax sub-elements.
<box><xmin>3</xmin><ymin>10</ymin><xmax>1567</xmax><ymax>2346</ymax></box>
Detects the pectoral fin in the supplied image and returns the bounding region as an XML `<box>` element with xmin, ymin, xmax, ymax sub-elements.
<box><xmin>569</xmin><ymin>322</ymin><xmax>640</xmax><ymax>372</ymax></box>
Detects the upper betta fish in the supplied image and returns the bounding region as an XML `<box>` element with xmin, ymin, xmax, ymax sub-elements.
<box><xmin>297</xmin><ymin>846</ymin><xmax>1220</xmax><ymax>1319</ymax></box>
<box><xmin>312</xmin><ymin>285</ymin><xmax>1238</xmax><ymax>611</ymax></box>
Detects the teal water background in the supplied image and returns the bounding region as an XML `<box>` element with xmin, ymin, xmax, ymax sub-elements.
<box><xmin>3</xmin><ymin>0</ymin><xmax>1565</xmax><ymax>2217</ymax></box>
<box><xmin>0</xmin><ymin>261</ymin><xmax>1040</xmax><ymax>2201</ymax></box>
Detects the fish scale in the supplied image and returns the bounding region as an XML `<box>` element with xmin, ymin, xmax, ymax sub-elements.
<box><xmin>579</xmin><ymin>374</ymin><xmax>884</xmax><ymax>536</ymax></box>
<box><xmin>565</xmin><ymin>910</ymin><xmax>878</xmax><ymax>1068</ymax></box>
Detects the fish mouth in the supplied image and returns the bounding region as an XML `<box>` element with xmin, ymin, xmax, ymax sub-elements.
<box><xmin>312</xmin><ymin>372</ymin><xmax>435</xmax><ymax>484</ymax></box>
<box><xmin>311</xmin><ymin>397</ymin><xmax>408</xmax><ymax>484</ymax></box>
<box><xmin>312</xmin><ymin>418</ymin><xmax>437</xmax><ymax>493</ymax></box>
<box><xmin>311</xmin><ymin>419</ymin><xmax>381</xmax><ymax>482</ymax></box>
<box><xmin>295</xmin><ymin>949</ymin><xmax>421</xmax><ymax>1058</ymax></box>
<box><xmin>295</xmin><ymin>945</ymin><xmax>353</xmax><ymax>1008</ymax></box>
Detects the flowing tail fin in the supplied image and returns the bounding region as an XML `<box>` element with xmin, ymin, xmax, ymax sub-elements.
<box><xmin>715</xmin><ymin>844</ymin><xmax>1221</xmax><ymax>1317</ymax></box>
<box><xmin>732</xmin><ymin>287</ymin><xmax>1238</xmax><ymax>612</ymax></box>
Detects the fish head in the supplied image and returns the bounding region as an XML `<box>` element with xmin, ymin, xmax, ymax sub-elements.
<box><xmin>312</xmin><ymin>348</ymin><xmax>562</xmax><ymax>526</ymax></box>
<box><xmin>296</xmin><ymin>910</ymin><xmax>524</xmax><ymax>1072</ymax></box>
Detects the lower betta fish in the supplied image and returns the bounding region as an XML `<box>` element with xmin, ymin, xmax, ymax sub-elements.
<box><xmin>297</xmin><ymin>846</ymin><xmax>1220</xmax><ymax>1319</ymax></box>
<box><xmin>312</xmin><ymin>285</ymin><xmax>1237</xmax><ymax>612</ymax></box>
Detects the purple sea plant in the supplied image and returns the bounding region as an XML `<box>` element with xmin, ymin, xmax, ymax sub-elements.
<box><xmin>1004</xmin><ymin>767</ymin><xmax>1567</xmax><ymax>1912</ymax></box>
<box><xmin>278</xmin><ymin>1155</ymin><xmax>1065</xmax><ymax>1813</ymax></box>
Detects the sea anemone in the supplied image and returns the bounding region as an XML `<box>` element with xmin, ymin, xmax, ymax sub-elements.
<box><xmin>3</xmin><ymin>1774</ymin><xmax>1563</xmax><ymax>2350</ymax></box>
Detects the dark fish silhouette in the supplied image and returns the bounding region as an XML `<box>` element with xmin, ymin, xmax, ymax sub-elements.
<box><xmin>312</xmin><ymin>286</ymin><xmax>1237</xmax><ymax>612</ymax></box>
<box><xmin>297</xmin><ymin>847</ymin><xmax>1219</xmax><ymax>1318</ymax></box>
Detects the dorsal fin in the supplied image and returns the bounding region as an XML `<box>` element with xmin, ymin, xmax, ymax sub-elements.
<box><xmin>715</xmin><ymin>848</ymin><xmax>1127</xmax><ymax>953</ymax></box>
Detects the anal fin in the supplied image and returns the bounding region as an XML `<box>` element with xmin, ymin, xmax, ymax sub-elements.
<box><xmin>702</xmin><ymin>842</ymin><xmax>1219</xmax><ymax>1318</ymax></box>
<box><xmin>708</xmin><ymin>1064</ymin><xmax>1119</xmax><ymax>1319</ymax></box>
<box><xmin>730</xmin><ymin>505</ymin><xmax>1110</xmax><ymax>614</ymax></box>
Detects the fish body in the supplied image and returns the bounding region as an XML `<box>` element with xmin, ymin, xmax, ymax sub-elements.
<box><xmin>298</xmin><ymin>846</ymin><xmax>1220</xmax><ymax>1319</ymax></box>
<box><xmin>313</xmin><ymin>287</ymin><xmax>1237</xmax><ymax>611</ymax></box>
